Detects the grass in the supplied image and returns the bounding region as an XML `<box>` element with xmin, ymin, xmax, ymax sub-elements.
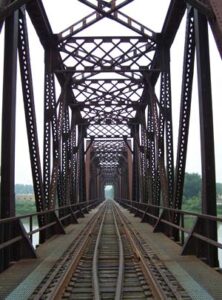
<box><xmin>16</xmin><ymin>194</ymin><xmax>36</xmax><ymax>216</ymax></box>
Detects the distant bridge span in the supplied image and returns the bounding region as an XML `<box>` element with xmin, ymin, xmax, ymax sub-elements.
<box><xmin>0</xmin><ymin>0</ymin><xmax>222</xmax><ymax>292</ymax></box>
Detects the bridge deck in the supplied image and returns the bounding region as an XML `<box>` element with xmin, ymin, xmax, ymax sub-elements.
<box><xmin>0</xmin><ymin>203</ymin><xmax>221</xmax><ymax>299</ymax></box>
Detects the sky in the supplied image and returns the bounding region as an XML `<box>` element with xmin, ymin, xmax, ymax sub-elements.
<box><xmin>0</xmin><ymin>0</ymin><xmax>222</xmax><ymax>184</ymax></box>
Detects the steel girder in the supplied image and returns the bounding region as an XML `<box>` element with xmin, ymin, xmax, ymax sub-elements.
<box><xmin>0</xmin><ymin>0</ymin><xmax>221</xmax><ymax>270</ymax></box>
<box><xmin>1</xmin><ymin>11</ymin><xmax>18</xmax><ymax>219</ymax></box>
<box><xmin>192</xmin><ymin>8</ymin><xmax>217</xmax><ymax>266</ymax></box>
<box><xmin>18</xmin><ymin>9</ymin><xmax>45</xmax><ymax>220</ymax></box>
<box><xmin>0</xmin><ymin>11</ymin><xmax>19</xmax><ymax>272</ymax></box>
<box><xmin>173</xmin><ymin>7</ymin><xmax>195</xmax><ymax>223</ymax></box>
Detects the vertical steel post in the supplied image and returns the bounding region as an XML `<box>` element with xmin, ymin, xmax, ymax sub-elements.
<box><xmin>126</xmin><ymin>142</ymin><xmax>133</xmax><ymax>201</ymax></box>
<box><xmin>173</xmin><ymin>7</ymin><xmax>195</xmax><ymax>239</ymax></box>
<box><xmin>43</xmin><ymin>49</ymin><xmax>56</xmax><ymax>211</ymax></box>
<box><xmin>78</xmin><ymin>126</ymin><xmax>86</xmax><ymax>203</ymax></box>
<box><xmin>70</xmin><ymin>111</ymin><xmax>77</xmax><ymax>204</ymax></box>
<box><xmin>85</xmin><ymin>140</ymin><xmax>91</xmax><ymax>203</ymax></box>
<box><xmin>161</xmin><ymin>47</ymin><xmax>174</xmax><ymax>209</ymax></box>
<box><xmin>61</xmin><ymin>107</ymin><xmax>70</xmax><ymax>207</ymax></box>
<box><xmin>140</xmin><ymin>117</ymin><xmax>148</xmax><ymax>203</ymax></box>
<box><xmin>18</xmin><ymin>9</ymin><xmax>46</xmax><ymax>243</ymax></box>
<box><xmin>132</xmin><ymin>125</ymin><xmax>140</xmax><ymax>202</ymax></box>
<box><xmin>147</xmin><ymin>103</ymin><xmax>159</xmax><ymax>220</ymax></box>
<box><xmin>0</xmin><ymin>11</ymin><xmax>18</xmax><ymax>272</ymax></box>
<box><xmin>44</xmin><ymin>51</ymin><xmax>51</xmax><ymax>210</ymax></box>
<box><xmin>194</xmin><ymin>9</ymin><xmax>218</xmax><ymax>267</ymax></box>
<box><xmin>0</xmin><ymin>11</ymin><xmax>18</xmax><ymax>219</ymax></box>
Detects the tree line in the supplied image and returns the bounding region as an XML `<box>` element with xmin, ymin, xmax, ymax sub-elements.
<box><xmin>0</xmin><ymin>173</ymin><xmax>221</xmax><ymax>215</ymax></box>
<box><xmin>15</xmin><ymin>184</ymin><xmax>33</xmax><ymax>194</ymax></box>
<box><xmin>14</xmin><ymin>174</ymin><xmax>222</xmax><ymax>197</ymax></box>
<box><xmin>183</xmin><ymin>172</ymin><xmax>222</xmax><ymax>199</ymax></box>
<box><xmin>182</xmin><ymin>173</ymin><xmax>222</xmax><ymax>212</ymax></box>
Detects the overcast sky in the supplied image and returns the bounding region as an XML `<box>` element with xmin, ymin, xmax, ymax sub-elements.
<box><xmin>0</xmin><ymin>0</ymin><xmax>222</xmax><ymax>184</ymax></box>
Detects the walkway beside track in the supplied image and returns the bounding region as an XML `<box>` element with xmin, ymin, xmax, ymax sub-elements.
<box><xmin>0</xmin><ymin>205</ymin><xmax>102</xmax><ymax>299</ymax></box>
<box><xmin>116</xmin><ymin>203</ymin><xmax>222</xmax><ymax>300</ymax></box>
<box><xmin>0</xmin><ymin>201</ymin><xmax>222</xmax><ymax>299</ymax></box>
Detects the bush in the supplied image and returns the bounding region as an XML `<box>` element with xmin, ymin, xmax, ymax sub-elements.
<box><xmin>16</xmin><ymin>199</ymin><xmax>36</xmax><ymax>216</ymax></box>
<box><xmin>182</xmin><ymin>196</ymin><xmax>201</xmax><ymax>213</ymax></box>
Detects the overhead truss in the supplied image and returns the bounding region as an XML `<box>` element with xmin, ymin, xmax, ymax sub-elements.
<box><xmin>0</xmin><ymin>0</ymin><xmax>222</xmax><ymax>271</ymax></box>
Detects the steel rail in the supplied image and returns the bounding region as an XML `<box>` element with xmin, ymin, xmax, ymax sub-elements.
<box><xmin>31</xmin><ymin>200</ymin><xmax>188</xmax><ymax>299</ymax></box>
<box><xmin>112</xmin><ymin>203</ymin><xmax>164</xmax><ymax>300</ymax></box>
<box><xmin>32</xmin><ymin>201</ymin><xmax>107</xmax><ymax>300</ymax></box>
<box><xmin>113</xmin><ymin>202</ymin><xmax>187</xmax><ymax>300</ymax></box>
<box><xmin>92</xmin><ymin>203</ymin><xmax>108</xmax><ymax>300</ymax></box>
<box><xmin>111</xmin><ymin>206</ymin><xmax>124</xmax><ymax>300</ymax></box>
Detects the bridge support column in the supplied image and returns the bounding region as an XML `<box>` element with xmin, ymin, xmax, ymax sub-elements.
<box><xmin>182</xmin><ymin>10</ymin><xmax>218</xmax><ymax>267</ymax></box>
<box><xmin>0</xmin><ymin>12</ymin><xmax>18</xmax><ymax>220</ymax></box>
<box><xmin>0</xmin><ymin>11</ymin><xmax>18</xmax><ymax>272</ymax></box>
<box><xmin>78</xmin><ymin>126</ymin><xmax>87</xmax><ymax>203</ymax></box>
<box><xmin>195</xmin><ymin>9</ymin><xmax>218</xmax><ymax>267</ymax></box>
<box><xmin>173</xmin><ymin>7</ymin><xmax>195</xmax><ymax>241</ymax></box>
<box><xmin>0</xmin><ymin>10</ymin><xmax>36</xmax><ymax>271</ymax></box>
<box><xmin>132</xmin><ymin>125</ymin><xmax>140</xmax><ymax>203</ymax></box>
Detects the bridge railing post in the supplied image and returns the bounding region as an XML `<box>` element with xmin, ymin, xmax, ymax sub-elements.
<box><xmin>194</xmin><ymin>8</ymin><xmax>218</xmax><ymax>267</ymax></box>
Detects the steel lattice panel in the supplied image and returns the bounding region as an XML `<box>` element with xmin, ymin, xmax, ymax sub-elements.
<box><xmin>72</xmin><ymin>79</ymin><xmax>143</xmax><ymax>137</ymax></box>
<box><xmin>92</xmin><ymin>140</ymin><xmax>127</xmax><ymax>180</ymax></box>
<box><xmin>87</xmin><ymin>125</ymin><xmax>130</xmax><ymax>138</ymax></box>
<box><xmin>58</xmin><ymin>37</ymin><xmax>156</xmax><ymax>72</ymax></box>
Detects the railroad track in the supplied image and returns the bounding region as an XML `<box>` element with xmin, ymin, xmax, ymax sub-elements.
<box><xmin>30</xmin><ymin>200</ymin><xmax>191</xmax><ymax>300</ymax></box>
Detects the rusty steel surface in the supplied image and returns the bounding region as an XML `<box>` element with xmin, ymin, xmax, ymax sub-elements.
<box><xmin>4</xmin><ymin>203</ymin><xmax>222</xmax><ymax>299</ymax></box>
<box><xmin>27</xmin><ymin>201</ymin><xmax>191</xmax><ymax>299</ymax></box>
<box><xmin>0</xmin><ymin>0</ymin><xmax>222</xmax><ymax>273</ymax></box>
<box><xmin>118</xmin><ymin>199</ymin><xmax>222</xmax><ymax>253</ymax></box>
<box><xmin>118</xmin><ymin>202</ymin><xmax>219</xmax><ymax>300</ymax></box>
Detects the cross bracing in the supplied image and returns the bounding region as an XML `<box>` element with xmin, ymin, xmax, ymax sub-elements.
<box><xmin>0</xmin><ymin>0</ymin><xmax>222</xmax><ymax>272</ymax></box>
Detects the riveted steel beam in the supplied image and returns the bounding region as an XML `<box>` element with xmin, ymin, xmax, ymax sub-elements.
<box><xmin>194</xmin><ymin>9</ymin><xmax>218</xmax><ymax>267</ymax></box>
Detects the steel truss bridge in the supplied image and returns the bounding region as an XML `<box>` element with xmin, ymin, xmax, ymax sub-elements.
<box><xmin>0</xmin><ymin>0</ymin><xmax>222</xmax><ymax>274</ymax></box>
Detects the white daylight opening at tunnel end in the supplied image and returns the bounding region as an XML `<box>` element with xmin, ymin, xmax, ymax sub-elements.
<box><xmin>104</xmin><ymin>185</ymin><xmax>114</xmax><ymax>200</ymax></box>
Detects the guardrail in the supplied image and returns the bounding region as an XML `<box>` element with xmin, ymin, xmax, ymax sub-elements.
<box><xmin>0</xmin><ymin>199</ymin><xmax>103</xmax><ymax>272</ymax></box>
<box><xmin>117</xmin><ymin>198</ymin><xmax>222</xmax><ymax>267</ymax></box>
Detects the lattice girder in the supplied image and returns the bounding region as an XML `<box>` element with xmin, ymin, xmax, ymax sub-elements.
<box><xmin>58</xmin><ymin>36</ymin><xmax>156</xmax><ymax>72</ymax></box>
<box><xmin>91</xmin><ymin>140</ymin><xmax>127</xmax><ymax>180</ymax></box>
<box><xmin>71</xmin><ymin>79</ymin><xmax>144</xmax><ymax>130</ymax></box>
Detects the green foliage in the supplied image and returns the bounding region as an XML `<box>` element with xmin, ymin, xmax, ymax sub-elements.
<box><xmin>182</xmin><ymin>196</ymin><xmax>201</xmax><ymax>212</ymax></box>
<box><xmin>16</xmin><ymin>199</ymin><xmax>36</xmax><ymax>216</ymax></box>
<box><xmin>216</xmin><ymin>183</ymin><xmax>222</xmax><ymax>195</ymax></box>
<box><xmin>1</xmin><ymin>174</ymin><xmax>221</xmax><ymax>216</ymax></box>
<box><xmin>15</xmin><ymin>184</ymin><xmax>33</xmax><ymax>194</ymax></box>
<box><xmin>182</xmin><ymin>173</ymin><xmax>201</xmax><ymax>212</ymax></box>
<box><xmin>182</xmin><ymin>173</ymin><xmax>222</xmax><ymax>214</ymax></box>
<box><xmin>217</xmin><ymin>206</ymin><xmax>222</xmax><ymax>216</ymax></box>
<box><xmin>183</xmin><ymin>173</ymin><xmax>201</xmax><ymax>200</ymax></box>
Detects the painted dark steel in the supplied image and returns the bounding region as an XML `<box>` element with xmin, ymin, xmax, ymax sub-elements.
<box><xmin>18</xmin><ymin>9</ymin><xmax>47</xmax><ymax>242</ymax></box>
<box><xmin>0</xmin><ymin>0</ymin><xmax>221</xmax><ymax>272</ymax></box>
<box><xmin>0</xmin><ymin>11</ymin><xmax>19</xmax><ymax>272</ymax></box>
<box><xmin>0</xmin><ymin>11</ymin><xmax>18</xmax><ymax>219</ymax></box>
<box><xmin>193</xmin><ymin>9</ymin><xmax>218</xmax><ymax>267</ymax></box>
<box><xmin>173</xmin><ymin>7</ymin><xmax>195</xmax><ymax>232</ymax></box>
